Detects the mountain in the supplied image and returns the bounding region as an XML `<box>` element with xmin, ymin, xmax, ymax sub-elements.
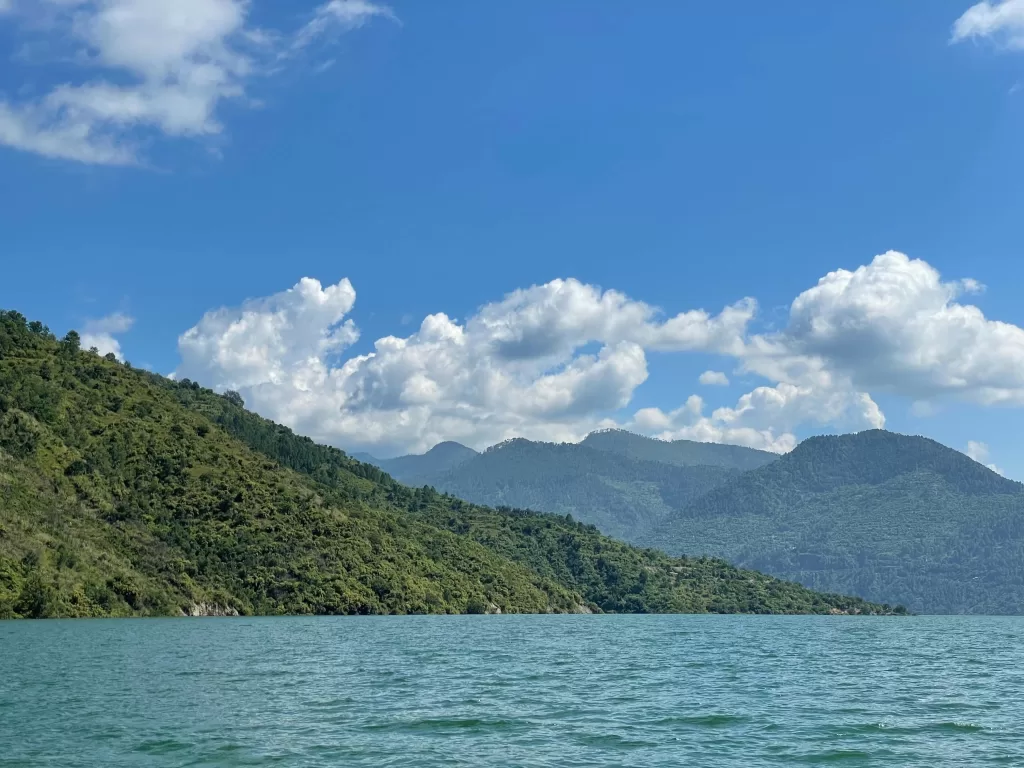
<box><xmin>582</xmin><ymin>429</ymin><xmax>778</xmax><ymax>471</ymax></box>
<box><xmin>416</xmin><ymin>438</ymin><xmax>741</xmax><ymax>540</ymax></box>
<box><xmin>644</xmin><ymin>430</ymin><xmax>1024</xmax><ymax>614</ymax></box>
<box><xmin>356</xmin><ymin>441</ymin><xmax>478</xmax><ymax>486</ymax></box>
<box><xmin>0</xmin><ymin>309</ymin><xmax>898</xmax><ymax>618</ymax></box>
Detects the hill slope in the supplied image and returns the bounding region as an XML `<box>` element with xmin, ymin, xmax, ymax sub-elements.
<box><xmin>409</xmin><ymin>438</ymin><xmax>739</xmax><ymax>540</ymax></box>
<box><xmin>645</xmin><ymin>430</ymin><xmax>1024</xmax><ymax>614</ymax></box>
<box><xmin>0</xmin><ymin>310</ymin><xmax>898</xmax><ymax>618</ymax></box>
<box><xmin>582</xmin><ymin>429</ymin><xmax>778</xmax><ymax>471</ymax></box>
<box><xmin>356</xmin><ymin>441</ymin><xmax>478</xmax><ymax>486</ymax></box>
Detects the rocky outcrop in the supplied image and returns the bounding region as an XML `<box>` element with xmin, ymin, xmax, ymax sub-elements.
<box><xmin>180</xmin><ymin>602</ymin><xmax>240</xmax><ymax>617</ymax></box>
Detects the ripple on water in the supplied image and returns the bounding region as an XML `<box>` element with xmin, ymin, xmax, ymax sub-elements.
<box><xmin>1</xmin><ymin>615</ymin><xmax>1022</xmax><ymax>768</ymax></box>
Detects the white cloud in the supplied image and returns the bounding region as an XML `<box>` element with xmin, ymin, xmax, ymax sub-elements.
<box><xmin>631</xmin><ymin>394</ymin><xmax>796</xmax><ymax>454</ymax></box>
<box><xmin>81</xmin><ymin>311</ymin><xmax>133</xmax><ymax>359</ymax></box>
<box><xmin>172</xmin><ymin>251</ymin><xmax>1024</xmax><ymax>458</ymax></box>
<box><xmin>701</xmin><ymin>250</ymin><xmax>1024</xmax><ymax>443</ymax></box>
<box><xmin>625</xmin><ymin>376</ymin><xmax>884</xmax><ymax>455</ymax></box>
<box><xmin>754</xmin><ymin>251</ymin><xmax>1024</xmax><ymax>407</ymax></box>
<box><xmin>176</xmin><ymin>276</ymin><xmax>754</xmax><ymax>455</ymax></box>
<box><xmin>966</xmin><ymin>440</ymin><xmax>1004</xmax><ymax>475</ymax></box>
<box><xmin>952</xmin><ymin>0</ymin><xmax>1024</xmax><ymax>49</ymax></box>
<box><xmin>292</xmin><ymin>0</ymin><xmax>396</xmax><ymax>53</ymax></box>
<box><xmin>698</xmin><ymin>370</ymin><xmax>729</xmax><ymax>386</ymax></box>
<box><xmin>467</xmin><ymin>278</ymin><xmax>754</xmax><ymax>362</ymax></box>
<box><xmin>178</xmin><ymin>276</ymin><xmax>358</xmax><ymax>391</ymax></box>
<box><xmin>0</xmin><ymin>0</ymin><xmax>393</xmax><ymax>165</ymax></box>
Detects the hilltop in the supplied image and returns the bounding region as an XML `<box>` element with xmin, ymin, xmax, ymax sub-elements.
<box><xmin>582</xmin><ymin>429</ymin><xmax>777</xmax><ymax>471</ymax></box>
<box><xmin>0</xmin><ymin>310</ymin><xmax>897</xmax><ymax>618</ymax></box>
<box><xmin>358</xmin><ymin>431</ymin><xmax>771</xmax><ymax>539</ymax></box>
<box><xmin>399</xmin><ymin>437</ymin><xmax>739</xmax><ymax>540</ymax></box>
<box><xmin>645</xmin><ymin>430</ymin><xmax>1024</xmax><ymax>614</ymax></box>
<box><xmin>354</xmin><ymin>441</ymin><xmax>478</xmax><ymax>487</ymax></box>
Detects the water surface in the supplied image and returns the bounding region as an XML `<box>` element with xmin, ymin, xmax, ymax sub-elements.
<box><xmin>2</xmin><ymin>615</ymin><xmax>1022</xmax><ymax>767</ymax></box>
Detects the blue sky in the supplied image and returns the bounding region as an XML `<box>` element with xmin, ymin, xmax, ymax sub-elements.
<box><xmin>2</xmin><ymin>1</ymin><xmax>1024</xmax><ymax>473</ymax></box>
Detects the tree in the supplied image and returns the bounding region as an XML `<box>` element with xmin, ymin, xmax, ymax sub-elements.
<box><xmin>223</xmin><ymin>390</ymin><xmax>245</xmax><ymax>408</ymax></box>
<box><xmin>60</xmin><ymin>330</ymin><xmax>81</xmax><ymax>354</ymax></box>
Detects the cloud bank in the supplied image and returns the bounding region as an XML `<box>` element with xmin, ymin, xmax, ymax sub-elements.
<box><xmin>170</xmin><ymin>251</ymin><xmax>1024</xmax><ymax>457</ymax></box>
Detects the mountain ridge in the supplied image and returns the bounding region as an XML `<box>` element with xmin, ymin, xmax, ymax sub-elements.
<box><xmin>373</xmin><ymin>436</ymin><xmax>743</xmax><ymax>540</ymax></box>
<box><xmin>581</xmin><ymin>428</ymin><xmax>778</xmax><ymax>471</ymax></box>
<box><xmin>354</xmin><ymin>441</ymin><xmax>478</xmax><ymax>486</ymax></box>
<box><xmin>644</xmin><ymin>429</ymin><xmax>1024</xmax><ymax>614</ymax></box>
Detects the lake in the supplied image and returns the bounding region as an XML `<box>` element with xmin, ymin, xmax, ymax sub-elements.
<box><xmin>1</xmin><ymin>615</ymin><xmax>1021</xmax><ymax>767</ymax></box>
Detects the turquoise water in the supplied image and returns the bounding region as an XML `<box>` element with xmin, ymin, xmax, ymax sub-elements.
<box><xmin>1</xmin><ymin>616</ymin><xmax>1022</xmax><ymax>767</ymax></box>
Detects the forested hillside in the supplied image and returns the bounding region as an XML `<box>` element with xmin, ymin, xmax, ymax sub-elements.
<box><xmin>398</xmin><ymin>438</ymin><xmax>739</xmax><ymax>540</ymax></box>
<box><xmin>645</xmin><ymin>431</ymin><xmax>1024</xmax><ymax>614</ymax></box>
<box><xmin>582</xmin><ymin>429</ymin><xmax>778</xmax><ymax>471</ymax></box>
<box><xmin>0</xmin><ymin>310</ymin><xmax>898</xmax><ymax>618</ymax></box>
<box><xmin>354</xmin><ymin>441</ymin><xmax>478</xmax><ymax>487</ymax></box>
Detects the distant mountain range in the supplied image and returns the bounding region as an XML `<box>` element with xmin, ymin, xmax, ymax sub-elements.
<box><xmin>359</xmin><ymin>429</ymin><xmax>1024</xmax><ymax>614</ymax></box>
<box><xmin>646</xmin><ymin>430</ymin><xmax>1024</xmax><ymax>615</ymax></box>
<box><xmin>581</xmin><ymin>429</ymin><xmax>777</xmax><ymax>471</ymax></box>
<box><xmin>352</xmin><ymin>441</ymin><xmax>478</xmax><ymax>486</ymax></box>
<box><xmin>354</xmin><ymin>431</ymin><xmax>769</xmax><ymax>540</ymax></box>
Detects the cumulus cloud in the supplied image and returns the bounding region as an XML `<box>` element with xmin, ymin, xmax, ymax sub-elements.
<box><xmin>173</xmin><ymin>251</ymin><xmax>1024</xmax><ymax>457</ymax></box>
<box><xmin>626</xmin><ymin>376</ymin><xmax>884</xmax><ymax>455</ymax></box>
<box><xmin>966</xmin><ymin>440</ymin><xmax>1004</xmax><ymax>475</ymax></box>
<box><xmin>702</xmin><ymin>251</ymin><xmax>1024</xmax><ymax>442</ymax></box>
<box><xmin>751</xmin><ymin>251</ymin><xmax>1024</xmax><ymax>407</ymax></box>
<box><xmin>698</xmin><ymin>370</ymin><xmax>729</xmax><ymax>386</ymax></box>
<box><xmin>176</xmin><ymin>276</ymin><xmax>755</xmax><ymax>454</ymax></box>
<box><xmin>952</xmin><ymin>0</ymin><xmax>1024</xmax><ymax>49</ymax></box>
<box><xmin>81</xmin><ymin>312</ymin><xmax>134</xmax><ymax>359</ymax></box>
<box><xmin>0</xmin><ymin>0</ymin><xmax>393</xmax><ymax>165</ymax></box>
<box><xmin>631</xmin><ymin>394</ymin><xmax>797</xmax><ymax>454</ymax></box>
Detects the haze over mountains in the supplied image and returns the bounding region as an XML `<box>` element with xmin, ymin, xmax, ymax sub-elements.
<box><xmin>359</xmin><ymin>429</ymin><xmax>1024</xmax><ymax>614</ymax></box>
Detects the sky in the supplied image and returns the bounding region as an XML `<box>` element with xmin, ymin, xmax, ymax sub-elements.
<box><xmin>1</xmin><ymin>1</ymin><xmax>1024</xmax><ymax>474</ymax></box>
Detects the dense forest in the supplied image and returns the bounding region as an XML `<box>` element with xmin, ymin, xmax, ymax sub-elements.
<box><xmin>374</xmin><ymin>438</ymin><xmax>740</xmax><ymax>540</ymax></box>
<box><xmin>0</xmin><ymin>309</ymin><xmax>899</xmax><ymax>618</ymax></box>
<box><xmin>354</xmin><ymin>441</ymin><xmax>478</xmax><ymax>487</ymax></box>
<box><xmin>581</xmin><ymin>429</ymin><xmax>777</xmax><ymax>471</ymax></box>
<box><xmin>360</xmin><ymin>419</ymin><xmax>1024</xmax><ymax>614</ymax></box>
<box><xmin>645</xmin><ymin>431</ymin><xmax>1024</xmax><ymax>614</ymax></box>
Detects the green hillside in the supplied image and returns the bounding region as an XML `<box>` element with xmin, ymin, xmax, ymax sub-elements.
<box><xmin>356</xmin><ymin>441</ymin><xmax>478</xmax><ymax>486</ymax></box>
<box><xmin>645</xmin><ymin>430</ymin><xmax>1024</xmax><ymax>614</ymax></box>
<box><xmin>0</xmin><ymin>309</ymin><xmax>900</xmax><ymax>618</ymax></box>
<box><xmin>581</xmin><ymin>429</ymin><xmax>778</xmax><ymax>471</ymax></box>
<box><xmin>402</xmin><ymin>437</ymin><xmax>739</xmax><ymax>540</ymax></box>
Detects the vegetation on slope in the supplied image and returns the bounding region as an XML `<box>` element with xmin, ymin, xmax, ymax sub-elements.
<box><xmin>390</xmin><ymin>438</ymin><xmax>740</xmax><ymax>540</ymax></box>
<box><xmin>0</xmin><ymin>316</ymin><xmax>577</xmax><ymax>618</ymax></box>
<box><xmin>0</xmin><ymin>310</ymin><xmax>903</xmax><ymax>618</ymax></box>
<box><xmin>646</xmin><ymin>431</ymin><xmax>1024</xmax><ymax>614</ymax></box>
<box><xmin>164</xmin><ymin>377</ymin><xmax>898</xmax><ymax>616</ymax></box>
<box><xmin>355</xmin><ymin>441</ymin><xmax>478</xmax><ymax>487</ymax></box>
<box><xmin>581</xmin><ymin>429</ymin><xmax>778</xmax><ymax>471</ymax></box>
